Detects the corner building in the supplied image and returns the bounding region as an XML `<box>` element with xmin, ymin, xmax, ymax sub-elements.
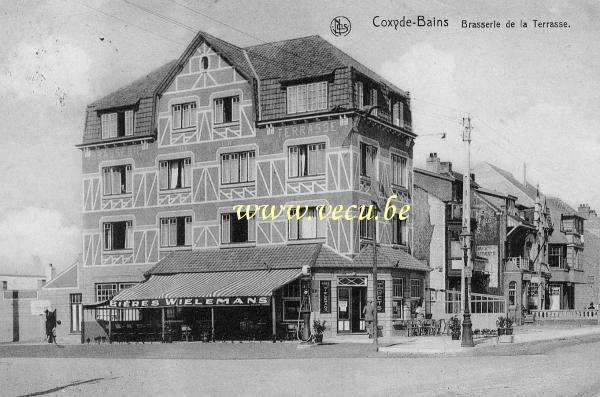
<box><xmin>78</xmin><ymin>32</ymin><xmax>427</xmax><ymax>340</ymax></box>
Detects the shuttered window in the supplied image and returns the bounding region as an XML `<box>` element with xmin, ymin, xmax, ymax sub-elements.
<box><xmin>221</xmin><ymin>213</ymin><xmax>255</xmax><ymax>244</ymax></box>
<box><xmin>102</xmin><ymin>165</ymin><xmax>132</xmax><ymax>195</ymax></box>
<box><xmin>159</xmin><ymin>158</ymin><xmax>192</xmax><ymax>190</ymax></box>
<box><xmin>288</xmin><ymin>143</ymin><xmax>325</xmax><ymax>177</ymax></box>
<box><xmin>221</xmin><ymin>151</ymin><xmax>255</xmax><ymax>184</ymax></box>
<box><xmin>101</xmin><ymin>111</ymin><xmax>134</xmax><ymax>138</ymax></box>
<box><xmin>160</xmin><ymin>216</ymin><xmax>192</xmax><ymax>247</ymax></box>
<box><xmin>287</xmin><ymin>82</ymin><xmax>327</xmax><ymax>114</ymax></box>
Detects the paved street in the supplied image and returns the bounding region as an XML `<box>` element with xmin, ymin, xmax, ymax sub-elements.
<box><xmin>2</xmin><ymin>335</ymin><xmax>600</xmax><ymax>396</ymax></box>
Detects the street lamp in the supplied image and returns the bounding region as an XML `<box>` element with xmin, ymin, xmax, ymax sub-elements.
<box><xmin>460</xmin><ymin>230</ymin><xmax>474</xmax><ymax>347</ymax></box>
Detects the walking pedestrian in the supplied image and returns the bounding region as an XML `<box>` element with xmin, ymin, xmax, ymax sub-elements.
<box><xmin>363</xmin><ymin>300</ymin><xmax>375</xmax><ymax>338</ymax></box>
<box><xmin>44</xmin><ymin>309</ymin><xmax>61</xmax><ymax>344</ymax></box>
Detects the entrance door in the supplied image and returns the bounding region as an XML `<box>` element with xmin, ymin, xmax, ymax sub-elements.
<box><xmin>549</xmin><ymin>285</ymin><xmax>561</xmax><ymax>310</ymax></box>
<box><xmin>337</xmin><ymin>286</ymin><xmax>367</xmax><ymax>333</ymax></box>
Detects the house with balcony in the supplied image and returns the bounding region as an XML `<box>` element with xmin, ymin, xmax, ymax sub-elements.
<box><xmin>474</xmin><ymin>162</ymin><xmax>590</xmax><ymax>313</ymax></box>
<box><xmin>66</xmin><ymin>31</ymin><xmax>428</xmax><ymax>341</ymax></box>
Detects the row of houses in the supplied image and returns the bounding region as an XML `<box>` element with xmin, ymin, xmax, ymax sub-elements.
<box><xmin>2</xmin><ymin>31</ymin><xmax>598</xmax><ymax>342</ymax></box>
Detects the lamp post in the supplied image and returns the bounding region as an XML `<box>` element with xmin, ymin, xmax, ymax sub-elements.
<box><xmin>460</xmin><ymin>115</ymin><xmax>474</xmax><ymax>348</ymax></box>
<box><xmin>460</xmin><ymin>231</ymin><xmax>474</xmax><ymax>347</ymax></box>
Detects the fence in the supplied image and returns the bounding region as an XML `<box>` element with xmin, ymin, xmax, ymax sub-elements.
<box><xmin>445</xmin><ymin>291</ymin><xmax>506</xmax><ymax>314</ymax></box>
<box><xmin>531</xmin><ymin>309</ymin><xmax>599</xmax><ymax>322</ymax></box>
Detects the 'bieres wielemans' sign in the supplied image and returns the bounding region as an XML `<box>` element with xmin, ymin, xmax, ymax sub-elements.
<box><xmin>109</xmin><ymin>296</ymin><xmax>270</xmax><ymax>308</ymax></box>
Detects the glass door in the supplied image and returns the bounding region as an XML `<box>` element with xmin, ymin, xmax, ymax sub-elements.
<box><xmin>337</xmin><ymin>287</ymin><xmax>350</xmax><ymax>332</ymax></box>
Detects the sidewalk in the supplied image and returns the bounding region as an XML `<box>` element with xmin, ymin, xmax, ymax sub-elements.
<box><xmin>376</xmin><ymin>324</ymin><xmax>600</xmax><ymax>354</ymax></box>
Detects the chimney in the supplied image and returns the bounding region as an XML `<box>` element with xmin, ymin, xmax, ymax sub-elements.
<box><xmin>1</xmin><ymin>280</ymin><xmax>7</xmax><ymax>291</ymax></box>
<box><xmin>425</xmin><ymin>153</ymin><xmax>441</xmax><ymax>174</ymax></box>
<box><xmin>46</xmin><ymin>263</ymin><xmax>56</xmax><ymax>281</ymax></box>
<box><xmin>37</xmin><ymin>279</ymin><xmax>46</xmax><ymax>289</ymax></box>
<box><xmin>578</xmin><ymin>203</ymin><xmax>594</xmax><ymax>219</ymax></box>
<box><xmin>439</xmin><ymin>161</ymin><xmax>452</xmax><ymax>174</ymax></box>
<box><xmin>523</xmin><ymin>163</ymin><xmax>527</xmax><ymax>187</ymax></box>
<box><xmin>470</xmin><ymin>173</ymin><xmax>476</xmax><ymax>183</ymax></box>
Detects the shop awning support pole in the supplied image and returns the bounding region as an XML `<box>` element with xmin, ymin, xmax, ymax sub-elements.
<box><xmin>211</xmin><ymin>307</ymin><xmax>215</xmax><ymax>342</ymax></box>
<box><xmin>108</xmin><ymin>309</ymin><xmax>112</xmax><ymax>343</ymax></box>
<box><xmin>271</xmin><ymin>297</ymin><xmax>277</xmax><ymax>343</ymax></box>
<box><xmin>161</xmin><ymin>308</ymin><xmax>165</xmax><ymax>342</ymax></box>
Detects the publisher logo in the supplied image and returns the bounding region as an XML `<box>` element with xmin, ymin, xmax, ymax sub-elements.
<box><xmin>330</xmin><ymin>16</ymin><xmax>351</xmax><ymax>36</ymax></box>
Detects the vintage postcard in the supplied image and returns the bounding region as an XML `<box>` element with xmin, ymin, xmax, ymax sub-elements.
<box><xmin>1</xmin><ymin>1</ymin><xmax>599</xmax><ymax>396</ymax></box>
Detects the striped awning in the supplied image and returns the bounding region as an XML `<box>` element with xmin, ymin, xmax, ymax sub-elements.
<box><xmin>110</xmin><ymin>268</ymin><xmax>302</xmax><ymax>308</ymax></box>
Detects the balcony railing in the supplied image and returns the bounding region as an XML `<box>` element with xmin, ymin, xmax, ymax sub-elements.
<box><xmin>505</xmin><ymin>257</ymin><xmax>534</xmax><ymax>272</ymax></box>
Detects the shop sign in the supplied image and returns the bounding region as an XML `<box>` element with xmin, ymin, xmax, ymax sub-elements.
<box><xmin>376</xmin><ymin>280</ymin><xmax>385</xmax><ymax>313</ymax></box>
<box><xmin>109</xmin><ymin>296</ymin><xmax>270</xmax><ymax>308</ymax></box>
<box><xmin>320</xmin><ymin>281</ymin><xmax>331</xmax><ymax>313</ymax></box>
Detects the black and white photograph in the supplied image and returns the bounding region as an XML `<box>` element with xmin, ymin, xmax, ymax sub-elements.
<box><xmin>1</xmin><ymin>1</ymin><xmax>599</xmax><ymax>396</ymax></box>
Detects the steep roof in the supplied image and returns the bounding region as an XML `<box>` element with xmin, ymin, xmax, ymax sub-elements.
<box><xmin>485</xmin><ymin>163</ymin><xmax>539</xmax><ymax>203</ymax></box>
<box><xmin>43</xmin><ymin>262</ymin><xmax>78</xmax><ymax>289</ymax></box>
<box><xmin>246</xmin><ymin>35</ymin><xmax>408</xmax><ymax>96</ymax></box>
<box><xmin>91</xmin><ymin>60</ymin><xmax>178</xmax><ymax>111</ymax></box>
<box><xmin>352</xmin><ymin>245</ymin><xmax>430</xmax><ymax>272</ymax></box>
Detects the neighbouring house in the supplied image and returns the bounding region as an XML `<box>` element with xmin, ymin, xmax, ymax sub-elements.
<box><xmin>75</xmin><ymin>31</ymin><xmax>427</xmax><ymax>341</ymax></box>
<box><xmin>474</xmin><ymin>162</ymin><xmax>591</xmax><ymax>312</ymax></box>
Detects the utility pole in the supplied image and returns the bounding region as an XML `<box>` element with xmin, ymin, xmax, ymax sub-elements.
<box><xmin>372</xmin><ymin>237</ymin><xmax>378</xmax><ymax>352</ymax></box>
<box><xmin>461</xmin><ymin>115</ymin><xmax>474</xmax><ymax>347</ymax></box>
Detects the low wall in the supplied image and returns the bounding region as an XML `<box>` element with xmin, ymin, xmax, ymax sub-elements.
<box><xmin>532</xmin><ymin>309</ymin><xmax>599</xmax><ymax>325</ymax></box>
<box><xmin>0</xmin><ymin>290</ymin><xmax>45</xmax><ymax>343</ymax></box>
<box><xmin>436</xmin><ymin>313</ymin><xmax>502</xmax><ymax>331</ymax></box>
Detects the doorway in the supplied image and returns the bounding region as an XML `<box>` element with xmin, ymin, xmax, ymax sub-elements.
<box><xmin>337</xmin><ymin>286</ymin><xmax>366</xmax><ymax>333</ymax></box>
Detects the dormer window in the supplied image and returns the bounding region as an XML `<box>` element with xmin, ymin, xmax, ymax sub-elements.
<box><xmin>286</xmin><ymin>82</ymin><xmax>327</xmax><ymax>114</ymax></box>
<box><xmin>101</xmin><ymin>110</ymin><xmax>134</xmax><ymax>139</ymax></box>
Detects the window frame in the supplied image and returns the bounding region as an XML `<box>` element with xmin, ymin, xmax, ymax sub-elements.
<box><xmin>160</xmin><ymin>216</ymin><xmax>192</xmax><ymax>248</ymax></box>
<box><xmin>101</xmin><ymin>110</ymin><xmax>134</xmax><ymax>139</ymax></box>
<box><xmin>410</xmin><ymin>279</ymin><xmax>422</xmax><ymax>299</ymax></box>
<box><xmin>288</xmin><ymin>207</ymin><xmax>326</xmax><ymax>241</ymax></box>
<box><xmin>359</xmin><ymin>214</ymin><xmax>376</xmax><ymax>240</ymax></box>
<box><xmin>102</xmin><ymin>164</ymin><xmax>133</xmax><ymax>196</ymax></box>
<box><xmin>360</xmin><ymin>142</ymin><xmax>378</xmax><ymax>178</ymax></box>
<box><xmin>103</xmin><ymin>220</ymin><xmax>133</xmax><ymax>251</ymax></box>
<box><xmin>288</xmin><ymin>143</ymin><xmax>326</xmax><ymax>178</ymax></box>
<box><xmin>508</xmin><ymin>281</ymin><xmax>517</xmax><ymax>306</ymax></box>
<box><xmin>69</xmin><ymin>293</ymin><xmax>83</xmax><ymax>333</ymax></box>
<box><xmin>391</xmin><ymin>154</ymin><xmax>408</xmax><ymax>187</ymax></box>
<box><xmin>159</xmin><ymin>157</ymin><xmax>192</xmax><ymax>191</ymax></box>
<box><xmin>391</xmin><ymin>217</ymin><xmax>407</xmax><ymax>246</ymax></box>
<box><xmin>221</xmin><ymin>212</ymin><xmax>256</xmax><ymax>244</ymax></box>
<box><xmin>221</xmin><ymin>150</ymin><xmax>256</xmax><ymax>185</ymax></box>
<box><xmin>214</xmin><ymin>96</ymin><xmax>240</xmax><ymax>125</ymax></box>
<box><xmin>172</xmin><ymin>102</ymin><xmax>197</xmax><ymax>130</ymax></box>
<box><xmin>286</xmin><ymin>81</ymin><xmax>328</xmax><ymax>115</ymax></box>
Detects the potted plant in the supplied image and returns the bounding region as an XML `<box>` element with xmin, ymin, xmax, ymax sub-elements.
<box><xmin>496</xmin><ymin>316</ymin><xmax>506</xmax><ymax>336</ymax></box>
<box><xmin>505</xmin><ymin>317</ymin><xmax>514</xmax><ymax>336</ymax></box>
<box><xmin>313</xmin><ymin>320</ymin><xmax>327</xmax><ymax>344</ymax></box>
<box><xmin>448</xmin><ymin>316</ymin><xmax>461</xmax><ymax>340</ymax></box>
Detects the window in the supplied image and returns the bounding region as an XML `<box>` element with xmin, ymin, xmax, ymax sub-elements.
<box><xmin>70</xmin><ymin>294</ymin><xmax>82</xmax><ymax>333</ymax></box>
<box><xmin>391</xmin><ymin>154</ymin><xmax>407</xmax><ymax>187</ymax></box>
<box><xmin>159</xmin><ymin>158</ymin><xmax>191</xmax><ymax>190</ymax></box>
<box><xmin>392</xmin><ymin>101</ymin><xmax>403</xmax><ymax>126</ymax></box>
<box><xmin>359</xmin><ymin>213</ymin><xmax>376</xmax><ymax>240</ymax></box>
<box><xmin>221</xmin><ymin>213</ymin><xmax>255</xmax><ymax>244</ymax></box>
<box><xmin>391</xmin><ymin>217</ymin><xmax>407</xmax><ymax>245</ymax></box>
<box><xmin>528</xmin><ymin>283</ymin><xmax>539</xmax><ymax>297</ymax></box>
<box><xmin>360</xmin><ymin>143</ymin><xmax>377</xmax><ymax>178</ymax></box>
<box><xmin>508</xmin><ymin>281</ymin><xmax>517</xmax><ymax>306</ymax></box>
<box><xmin>214</xmin><ymin>96</ymin><xmax>239</xmax><ymax>124</ymax></box>
<box><xmin>221</xmin><ymin>151</ymin><xmax>256</xmax><ymax>184</ymax></box>
<box><xmin>282</xmin><ymin>281</ymin><xmax>301</xmax><ymax>321</ymax></box>
<box><xmin>103</xmin><ymin>221</ymin><xmax>132</xmax><ymax>251</ymax></box>
<box><xmin>101</xmin><ymin>110</ymin><xmax>134</xmax><ymax>139</ymax></box>
<box><xmin>549</xmin><ymin>245</ymin><xmax>564</xmax><ymax>268</ymax></box>
<box><xmin>410</xmin><ymin>279</ymin><xmax>422</xmax><ymax>298</ymax></box>
<box><xmin>370</xmin><ymin>88</ymin><xmax>378</xmax><ymax>116</ymax></box>
<box><xmin>392</xmin><ymin>278</ymin><xmax>404</xmax><ymax>298</ymax></box>
<box><xmin>287</xmin><ymin>82</ymin><xmax>327</xmax><ymax>114</ymax></box>
<box><xmin>172</xmin><ymin>102</ymin><xmax>196</xmax><ymax>129</ymax></box>
<box><xmin>95</xmin><ymin>283</ymin><xmax>138</xmax><ymax>321</ymax></box>
<box><xmin>354</xmin><ymin>81</ymin><xmax>364</xmax><ymax>109</ymax></box>
<box><xmin>201</xmin><ymin>56</ymin><xmax>209</xmax><ymax>70</ymax></box>
<box><xmin>450</xmin><ymin>239</ymin><xmax>462</xmax><ymax>258</ymax></box>
<box><xmin>160</xmin><ymin>216</ymin><xmax>192</xmax><ymax>247</ymax></box>
<box><xmin>102</xmin><ymin>165</ymin><xmax>132</xmax><ymax>195</ymax></box>
<box><xmin>288</xmin><ymin>143</ymin><xmax>326</xmax><ymax>177</ymax></box>
<box><xmin>288</xmin><ymin>207</ymin><xmax>326</xmax><ymax>240</ymax></box>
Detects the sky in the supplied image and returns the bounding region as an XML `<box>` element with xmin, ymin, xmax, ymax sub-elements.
<box><xmin>0</xmin><ymin>0</ymin><xmax>598</xmax><ymax>275</ymax></box>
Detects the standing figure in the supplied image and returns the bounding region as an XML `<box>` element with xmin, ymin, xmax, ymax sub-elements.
<box><xmin>44</xmin><ymin>309</ymin><xmax>60</xmax><ymax>344</ymax></box>
<box><xmin>363</xmin><ymin>300</ymin><xmax>375</xmax><ymax>338</ymax></box>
